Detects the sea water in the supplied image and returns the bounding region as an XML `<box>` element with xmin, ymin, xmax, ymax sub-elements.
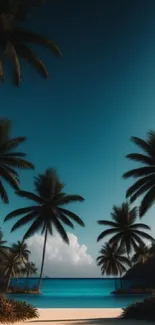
<box><xmin>7</xmin><ymin>278</ymin><xmax>149</xmax><ymax>308</ymax></box>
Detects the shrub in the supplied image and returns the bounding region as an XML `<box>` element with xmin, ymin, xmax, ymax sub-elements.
<box><xmin>0</xmin><ymin>295</ymin><xmax>39</xmax><ymax>323</ymax></box>
<box><xmin>122</xmin><ymin>296</ymin><xmax>155</xmax><ymax>321</ymax></box>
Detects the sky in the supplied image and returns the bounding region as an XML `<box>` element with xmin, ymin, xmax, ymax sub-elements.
<box><xmin>1</xmin><ymin>0</ymin><xmax>155</xmax><ymax>277</ymax></box>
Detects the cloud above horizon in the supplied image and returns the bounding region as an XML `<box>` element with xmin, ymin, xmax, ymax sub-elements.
<box><xmin>26</xmin><ymin>233</ymin><xmax>100</xmax><ymax>278</ymax></box>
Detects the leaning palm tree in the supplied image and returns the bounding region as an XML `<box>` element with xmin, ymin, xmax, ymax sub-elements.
<box><xmin>0</xmin><ymin>119</ymin><xmax>34</xmax><ymax>203</ymax></box>
<box><xmin>123</xmin><ymin>131</ymin><xmax>155</xmax><ymax>217</ymax></box>
<box><xmin>97</xmin><ymin>202</ymin><xmax>154</xmax><ymax>258</ymax></box>
<box><xmin>131</xmin><ymin>243</ymin><xmax>149</xmax><ymax>264</ymax></box>
<box><xmin>0</xmin><ymin>0</ymin><xmax>61</xmax><ymax>86</ymax></box>
<box><xmin>10</xmin><ymin>240</ymin><xmax>30</xmax><ymax>263</ymax></box>
<box><xmin>97</xmin><ymin>243</ymin><xmax>131</xmax><ymax>290</ymax></box>
<box><xmin>4</xmin><ymin>168</ymin><xmax>85</xmax><ymax>291</ymax></box>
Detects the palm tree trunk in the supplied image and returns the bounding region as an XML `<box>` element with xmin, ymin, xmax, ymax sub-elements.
<box><xmin>6</xmin><ymin>271</ymin><xmax>12</xmax><ymax>292</ymax></box>
<box><xmin>37</xmin><ymin>227</ymin><xmax>48</xmax><ymax>292</ymax></box>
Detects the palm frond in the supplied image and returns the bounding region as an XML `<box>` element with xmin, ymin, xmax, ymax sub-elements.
<box><xmin>14</xmin><ymin>28</ymin><xmax>62</xmax><ymax>57</ymax></box>
<box><xmin>11</xmin><ymin>211</ymin><xmax>39</xmax><ymax>232</ymax></box>
<box><xmin>97</xmin><ymin>228</ymin><xmax>118</xmax><ymax>242</ymax></box>
<box><xmin>97</xmin><ymin>220</ymin><xmax>118</xmax><ymax>227</ymax></box>
<box><xmin>4</xmin><ymin>206</ymin><xmax>38</xmax><ymax>221</ymax></box>
<box><xmin>0</xmin><ymin>136</ymin><xmax>26</xmax><ymax>152</ymax></box>
<box><xmin>0</xmin><ymin>165</ymin><xmax>19</xmax><ymax>190</ymax></box>
<box><xmin>58</xmin><ymin>212</ymin><xmax>74</xmax><ymax>229</ymax></box>
<box><xmin>15</xmin><ymin>42</ymin><xmax>48</xmax><ymax>78</ymax></box>
<box><xmin>0</xmin><ymin>156</ymin><xmax>34</xmax><ymax>169</ymax></box>
<box><xmin>133</xmin><ymin>229</ymin><xmax>154</xmax><ymax>241</ymax></box>
<box><xmin>140</xmin><ymin>186</ymin><xmax>155</xmax><ymax>216</ymax></box>
<box><xmin>123</xmin><ymin>166</ymin><xmax>155</xmax><ymax>179</ymax></box>
<box><xmin>0</xmin><ymin>180</ymin><xmax>8</xmax><ymax>203</ymax></box>
<box><xmin>130</xmin><ymin>183</ymin><xmax>153</xmax><ymax>203</ymax></box>
<box><xmin>126</xmin><ymin>175</ymin><xmax>154</xmax><ymax>198</ymax></box>
<box><xmin>130</xmin><ymin>136</ymin><xmax>150</xmax><ymax>155</ymax></box>
<box><xmin>53</xmin><ymin>218</ymin><xmax>69</xmax><ymax>244</ymax></box>
<box><xmin>58</xmin><ymin>208</ymin><xmax>85</xmax><ymax>227</ymax></box>
<box><xmin>126</xmin><ymin>153</ymin><xmax>154</xmax><ymax>165</ymax></box>
<box><xmin>15</xmin><ymin>190</ymin><xmax>44</xmax><ymax>204</ymax></box>
<box><xmin>23</xmin><ymin>215</ymin><xmax>43</xmax><ymax>239</ymax></box>
<box><xmin>130</xmin><ymin>223</ymin><xmax>150</xmax><ymax>230</ymax></box>
<box><xmin>57</xmin><ymin>195</ymin><xmax>84</xmax><ymax>205</ymax></box>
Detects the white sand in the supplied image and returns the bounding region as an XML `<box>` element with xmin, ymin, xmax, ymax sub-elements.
<box><xmin>13</xmin><ymin>308</ymin><xmax>148</xmax><ymax>325</ymax></box>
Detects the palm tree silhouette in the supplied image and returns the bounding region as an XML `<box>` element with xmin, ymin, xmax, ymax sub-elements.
<box><xmin>4</xmin><ymin>169</ymin><xmax>85</xmax><ymax>291</ymax></box>
<box><xmin>97</xmin><ymin>202</ymin><xmax>153</xmax><ymax>258</ymax></box>
<box><xmin>97</xmin><ymin>243</ymin><xmax>131</xmax><ymax>289</ymax></box>
<box><xmin>0</xmin><ymin>0</ymin><xmax>61</xmax><ymax>85</ymax></box>
<box><xmin>123</xmin><ymin>131</ymin><xmax>155</xmax><ymax>217</ymax></box>
<box><xmin>0</xmin><ymin>119</ymin><xmax>34</xmax><ymax>203</ymax></box>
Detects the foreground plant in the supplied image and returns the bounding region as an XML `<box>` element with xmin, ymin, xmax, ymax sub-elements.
<box><xmin>0</xmin><ymin>295</ymin><xmax>39</xmax><ymax>323</ymax></box>
<box><xmin>4</xmin><ymin>168</ymin><xmax>85</xmax><ymax>291</ymax></box>
<box><xmin>122</xmin><ymin>297</ymin><xmax>155</xmax><ymax>321</ymax></box>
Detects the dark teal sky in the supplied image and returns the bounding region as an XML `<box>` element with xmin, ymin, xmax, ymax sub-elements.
<box><xmin>1</xmin><ymin>0</ymin><xmax>155</xmax><ymax>265</ymax></box>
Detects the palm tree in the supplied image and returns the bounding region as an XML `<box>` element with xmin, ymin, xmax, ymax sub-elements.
<box><xmin>4</xmin><ymin>168</ymin><xmax>85</xmax><ymax>291</ymax></box>
<box><xmin>0</xmin><ymin>0</ymin><xmax>61</xmax><ymax>86</ymax></box>
<box><xmin>97</xmin><ymin>202</ymin><xmax>154</xmax><ymax>258</ymax></box>
<box><xmin>96</xmin><ymin>243</ymin><xmax>131</xmax><ymax>289</ymax></box>
<box><xmin>123</xmin><ymin>131</ymin><xmax>155</xmax><ymax>217</ymax></box>
<box><xmin>0</xmin><ymin>119</ymin><xmax>34</xmax><ymax>203</ymax></box>
<box><xmin>21</xmin><ymin>262</ymin><xmax>37</xmax><ymax>278</ymax></box>
<box><xmin>10</xmin><ymin>240</ymin><xmax>30</xmax><ymax>263</ymax></box>
<box><xmin>21</xmin><ymin>262</ymin><xmax>37</xmax><ymax>289</ymax></box>
<box><xmin>131</xmin><ymin>243</ymin><xmax>149</xmax><ymax>264</ymax></box>
<box><xmin>3</xmin><ymin>252</ymin><xmax>21</xmax><ymax>291</ymax></box>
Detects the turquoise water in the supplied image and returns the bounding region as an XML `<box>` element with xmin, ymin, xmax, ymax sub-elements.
<box><xmin>8</xmin><ymin>278</ymin><xmax>149</xmax><ymax>308</ymax></box>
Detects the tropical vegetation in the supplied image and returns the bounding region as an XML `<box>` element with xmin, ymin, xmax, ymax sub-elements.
<box><xmin>97</xmin><ymin>202</ymin><xmax>153</xmax><ymax>258</ymax></box>
<box><xmin>96</xmin><ymin>243</ymin><xmax>131</xmax><ymax>289</ymax></box>
<box><xmin>4</xmin><ymin>168</ymin><xmax>85</xmax><ymax>291</ymax></box>
<box><xmin>123</xmin><ymin>130</ymin><xmax>155</xmax><ymax>217</ymax></box>
<box><xmin>0</xmin><ymin>0</ymin><xmax>61</xmax><ymax>86</ymax></box>
<box><xmin>0</xmin><ymin>119</ymin><xmax>34</xmax><ymax>203</ymax></box>
<box><xmin>0</xmin><ymin>295</ymin><xmax>39</xmax><ymax>323</ymax></box>
<box><xmin>122</xmin><ymin>296</ymin><xmax>155</xmax><ymax>321</ymax></box>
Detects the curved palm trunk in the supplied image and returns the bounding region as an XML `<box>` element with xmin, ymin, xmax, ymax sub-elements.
<box><xmin>37</xmin><ymin>227</ymin><xmax>48</xmax><ymax>292</ymax></box>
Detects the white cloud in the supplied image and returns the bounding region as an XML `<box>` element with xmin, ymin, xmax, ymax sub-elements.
<box><xmin>26</xmin><ymin>233</ymin><xmax>100</xmax><ymax>278</ymax></box>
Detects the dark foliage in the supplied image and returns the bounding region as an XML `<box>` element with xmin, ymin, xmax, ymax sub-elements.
<box><xmin>0</xmin><ymin>295</ymin><xmax>39</xmax><ymax>323</ymax></box>
<box><xmin>123</xmin><ymin>131</ymin><xmax>155</xmax><ymax>217</ymax></box>
<box><xmin>122</xmin><ymin>296</ymin><xmax>155</xmax><ymax>321</ymax></box>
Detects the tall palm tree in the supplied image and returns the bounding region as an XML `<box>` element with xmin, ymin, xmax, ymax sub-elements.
<box><xmin>97</xmin><ymin>202</ymin><xmax>154</xmax><ymax>258</ymax></box>
<box><xmin>0</xmin><ymin>0</ymin><xmax>61</xmax><ymax>86</ymax></box>
<box><xmin>131</xmin><ymin>243</ymin><xmax>149</xmax><ymax>264</ymax></box>
<box><xmin>10</xmin><ymin>240</ymin><xmax>30</xmax><ymax>263</ymax></box>
<box><xmin>123</xmin><ymin>131</ymin><xmax>155</xmax><ymax>217</ymax></box>
<box><xmin>4</xmin><ymin>168</ymin><xmax>85</xmax><ymax>291</ymax></box>
<box><xmin>97</xmin><ymin>243</ymin><xmax>131</xmax><ymax>289</ymax></box>
<box><xmin>0</xmin><ymin>119</ymin><xmax>34</xmax><ymax>203</ymax></box>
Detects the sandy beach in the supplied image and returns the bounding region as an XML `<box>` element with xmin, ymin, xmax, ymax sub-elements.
<box><xmin>13</xmin><ymin>308</ymin><xmax>147</xmax><ymax>325</ymax></box>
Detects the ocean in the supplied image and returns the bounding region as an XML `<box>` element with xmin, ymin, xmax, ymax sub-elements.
<box><xmin>8</xmin><ymin>278</ymin><xmax>149</xmax><ymax>308</ymax></box>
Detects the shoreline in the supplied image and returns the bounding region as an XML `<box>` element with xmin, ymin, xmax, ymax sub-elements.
<box><xmin>14</xmin><ymin>308</ymin><xmax>152</xmax><ymax>325</ymax></box>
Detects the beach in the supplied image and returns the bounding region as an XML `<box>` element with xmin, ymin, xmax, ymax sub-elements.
<box><xmin>14</xmin><ymin>308</ymin><xmax>147</xmax><ymax>325</ymax></box>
